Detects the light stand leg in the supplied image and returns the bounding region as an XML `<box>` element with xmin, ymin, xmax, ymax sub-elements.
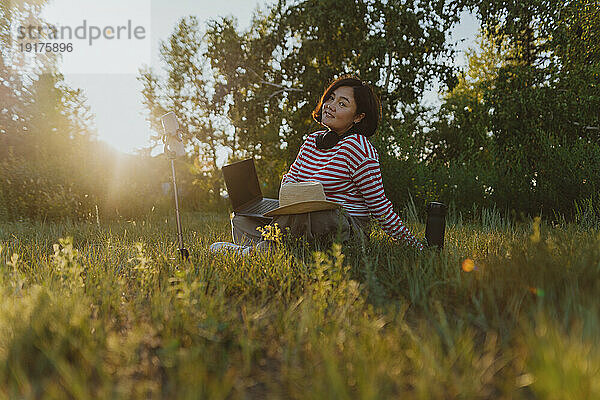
<box><xmin>170</xmin><ymin>158</ymin><xmax>189</xmax><ymax>260</ymax></box>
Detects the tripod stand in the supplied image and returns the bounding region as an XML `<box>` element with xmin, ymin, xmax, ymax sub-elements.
<box><xmin>161</xmin><ymin>111</ymin><xmax>189</xmax><ymax>260</ymax></box>
<box><xmin>167</xmin><ymin>150</ymin><xmax>189</xmax><ymax>260</ymax></box>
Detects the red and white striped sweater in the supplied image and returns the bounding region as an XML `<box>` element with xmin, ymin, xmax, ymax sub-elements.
<box><xmin>281</xmin><ymin>131</ymin><xmax>423</xmax><ymax>249</ymax></box>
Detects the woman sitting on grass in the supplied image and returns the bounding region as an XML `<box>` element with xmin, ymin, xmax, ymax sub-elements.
<box><xmin>226</xmin><ymin>75</ymin><xmax>423</xmax><ymax>251</ymax></box>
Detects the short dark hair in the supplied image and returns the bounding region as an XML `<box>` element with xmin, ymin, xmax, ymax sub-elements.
<box><xmin>312</xmin><ymin>75</ymin><xmax>382</xmax><ymax>137</ymax></box>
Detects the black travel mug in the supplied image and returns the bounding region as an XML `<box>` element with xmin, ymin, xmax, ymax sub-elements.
<box><xmin>425</xmin><ymin>202</ymin><xmax>447</xmax><ymax>249</ymax></box>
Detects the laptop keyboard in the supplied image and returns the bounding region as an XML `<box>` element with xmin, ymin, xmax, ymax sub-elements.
<box><xmin>245</xmin><ymin>199</ymin><xmax>279</xmax><ymax>214</ymax></box>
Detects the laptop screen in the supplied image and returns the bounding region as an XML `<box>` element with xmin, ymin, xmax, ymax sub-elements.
<box><xmin>222</xmin><ymin>159</ymin><xmax>262</xmax><ymax>210</ymax></box>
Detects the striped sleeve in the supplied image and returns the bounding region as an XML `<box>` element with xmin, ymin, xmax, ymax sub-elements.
<box><xmin>352</xmin><ymin>158</ymin><xmax>423</xmax><ymax>250</ymax></box>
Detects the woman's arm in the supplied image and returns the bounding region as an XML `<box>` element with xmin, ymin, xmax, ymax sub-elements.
<box><xmin>352</xmin><ymin>158</ymin><xmax>423</xmax><ymax>249</ymax></box>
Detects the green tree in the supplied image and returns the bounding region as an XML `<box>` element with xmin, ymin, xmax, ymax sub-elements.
<box><xmin>420</xmin><ymin>33</ymin><xmax>511</xmax><ymax>212</ymax></box>
<box><xmin>142</xmin><ymin>0</ymin><xmax>464</xmax><ymax>200</ymax></box>
<box><xmin>428</xmin><ymin>0</ymin><xmax>600</xmax><ymax>217</ymax></box>
<box><xmin>139</xmin><ymin>16</ymin><xmax>235</xmax><ymax>204</ymax></box>
<box><xmin>428</xmin><ymin>33</ymin><xmax>511</xmax><ymax>163</ymax></box>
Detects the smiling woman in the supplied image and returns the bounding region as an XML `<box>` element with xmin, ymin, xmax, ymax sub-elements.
<box><xmin>320</xmin><ymin>86</ymin><xmax>365</xmax><ymax>135</ymax></box>
<box><xmin>227</xmin><ymin>75</ymin><xmax>424</xmax><ymax>251</ymax></box>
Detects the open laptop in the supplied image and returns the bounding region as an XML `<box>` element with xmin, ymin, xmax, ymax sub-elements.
<box><xmin>222</xmin><ymin>158</ymin><xmax>279</xmax><ymax>219</ymax></box>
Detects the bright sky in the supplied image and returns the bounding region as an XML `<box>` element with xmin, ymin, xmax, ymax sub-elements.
<box><xmin>40</xmin><ymin>0</ymin><xmax>478</xmax><ymax>154</ymax></box>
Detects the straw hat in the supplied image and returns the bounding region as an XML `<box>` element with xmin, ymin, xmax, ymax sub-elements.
<box><xmin>264</xmin><ymin>181</ymin><xmax>340</xmax><ymax>217</ymax></box>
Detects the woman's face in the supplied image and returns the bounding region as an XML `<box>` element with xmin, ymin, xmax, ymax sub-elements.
<box><xmin>321</xmin><ymin>86</ymin><xmax>365</xmax><ymax>134</ymax></box>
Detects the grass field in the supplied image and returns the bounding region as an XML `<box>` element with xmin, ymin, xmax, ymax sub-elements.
<box><xmin>1</xmin><ymin>209</ymin><xmax>599</xmax><ymax>399</ymax></box>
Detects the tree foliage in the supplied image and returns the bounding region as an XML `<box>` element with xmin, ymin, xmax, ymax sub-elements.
<box><xmin>140</xmin><ymin>0</ymin><xmax>464</xmax><ymax>198</ymax></box>
<box><xmin>427</xmin><ymin>0</ymin><xmax>600</xmax><ymax>217</ymax></box>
